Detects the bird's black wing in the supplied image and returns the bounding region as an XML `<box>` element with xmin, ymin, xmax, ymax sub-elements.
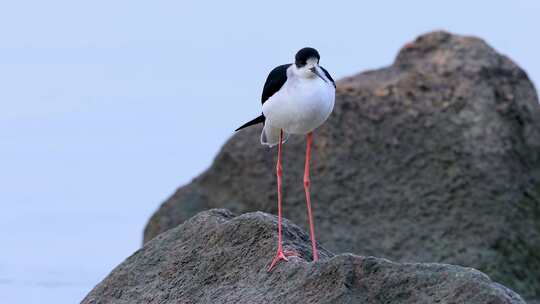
<box><xmin>261</xmin><ymin>64</ymin><xmax>292</xmax><ymax>104</ymax></box>
<box><xmin>235</xmin><ymin>64</ymin><xmax>291</xmax><ymax>132</ymax></box>
<box><xmin>235</xmin><ymin>114</ymin><xmax>264</xmax><ymax>131</ymax></box>
<box><xmin>320</xmin><ymin>66</ymin><xmax>336</xmax><ymax>88</ymax></box>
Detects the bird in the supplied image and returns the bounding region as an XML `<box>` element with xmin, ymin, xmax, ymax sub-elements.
<box><xmin>235</xmin><ymin>47</ymin><xmax>336</xmax><ymax>271</ymax></box>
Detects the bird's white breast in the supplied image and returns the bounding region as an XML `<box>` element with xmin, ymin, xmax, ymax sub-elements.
<box><xmin>262</xmin><ymin>76</ymin><xmax>335</xmax><ymax>134</ymax></box>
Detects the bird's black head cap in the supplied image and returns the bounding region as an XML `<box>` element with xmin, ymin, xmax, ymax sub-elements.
<box><xmin>295</xmin><ymin>47</ymin><xmax>320</xmax><ymax>68</ymax></box>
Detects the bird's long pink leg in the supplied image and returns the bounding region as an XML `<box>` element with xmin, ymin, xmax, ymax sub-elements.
<box><xmin>268</xmin><ymin>130</ymin><xmax>296</xmax><ymax>272</ymax></box>
<box><xmin>304</xmin><ymin>132</ymin><xmax>319</xmax><ymax>262</ymax></box>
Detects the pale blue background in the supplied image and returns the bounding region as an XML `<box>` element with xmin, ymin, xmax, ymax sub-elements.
<box><xmin>0</xmin><ymin>1</ymin><xmax>538</xmax><ymax>303</ymax></box>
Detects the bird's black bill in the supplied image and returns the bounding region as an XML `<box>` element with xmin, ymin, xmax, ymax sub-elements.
<box><xmin>310</xmin><ymin>67</ymin><xmax>328</xmax><ymax>83</ymax></box>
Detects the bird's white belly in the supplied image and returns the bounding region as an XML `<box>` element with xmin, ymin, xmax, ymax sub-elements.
<box><xmin>262</xmin><ymin>79</ymin><xmax>335</xmax><ymax>134</ymax></box>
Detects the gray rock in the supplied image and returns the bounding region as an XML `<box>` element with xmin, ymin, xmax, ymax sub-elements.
<box><xmin>144</xmin><ymin>31</ymin><xmax>540</xmax><ymax>300</ymax></box>
<box><xmin>84</xmin><ymin>209</ymin><xmax>525</xmax><ymax>304</ymax></box>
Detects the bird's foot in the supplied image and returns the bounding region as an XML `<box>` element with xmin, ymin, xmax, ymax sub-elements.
<box><xmin>267</xmin><ymin>249</ymin><xmax>299</xmax><ymax>272</ymax></box>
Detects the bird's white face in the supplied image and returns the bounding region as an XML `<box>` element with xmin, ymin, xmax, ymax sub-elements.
<box><xmin>293</xmin><ymin>57</ymin><xmax>328</xmax><ymax>83</ymax></box>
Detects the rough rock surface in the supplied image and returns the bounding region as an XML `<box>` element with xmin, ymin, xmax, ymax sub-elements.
<box><xmin>85</xmin><ymin>209</ymin><xmax>525</xmax><ymax>304</ymax></box>
<box><xmin>144</xmin><ymin>31</ymin><xmax>540</xmax><ymax>300</ymax></box>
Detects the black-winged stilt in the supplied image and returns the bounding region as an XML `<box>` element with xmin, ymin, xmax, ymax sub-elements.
<box><xmin>236</xmin><ymin>47</ymin><xmax>336</xmax><ymax>271</ymax></box>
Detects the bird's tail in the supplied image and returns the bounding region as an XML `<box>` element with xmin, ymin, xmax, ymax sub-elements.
<box><xmin>261</xmin><ymin>125</ymin><xmax>289</xmax><ymax>147</ymax></box>
<box><xmin>235</xmin><ymin>114</ymin><xmax>265</xmax><ymax>131</ymax></box>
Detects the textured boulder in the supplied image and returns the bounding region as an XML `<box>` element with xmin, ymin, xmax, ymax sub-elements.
<box><xmin>85</xmin><ymin>209</ymin><xmax>525</xmax><ymax>304</ymax></box>
<box><xmin>144</xmin><ymin>31</ymin><xmax>540</xmax><ymax>300</ymax></box>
